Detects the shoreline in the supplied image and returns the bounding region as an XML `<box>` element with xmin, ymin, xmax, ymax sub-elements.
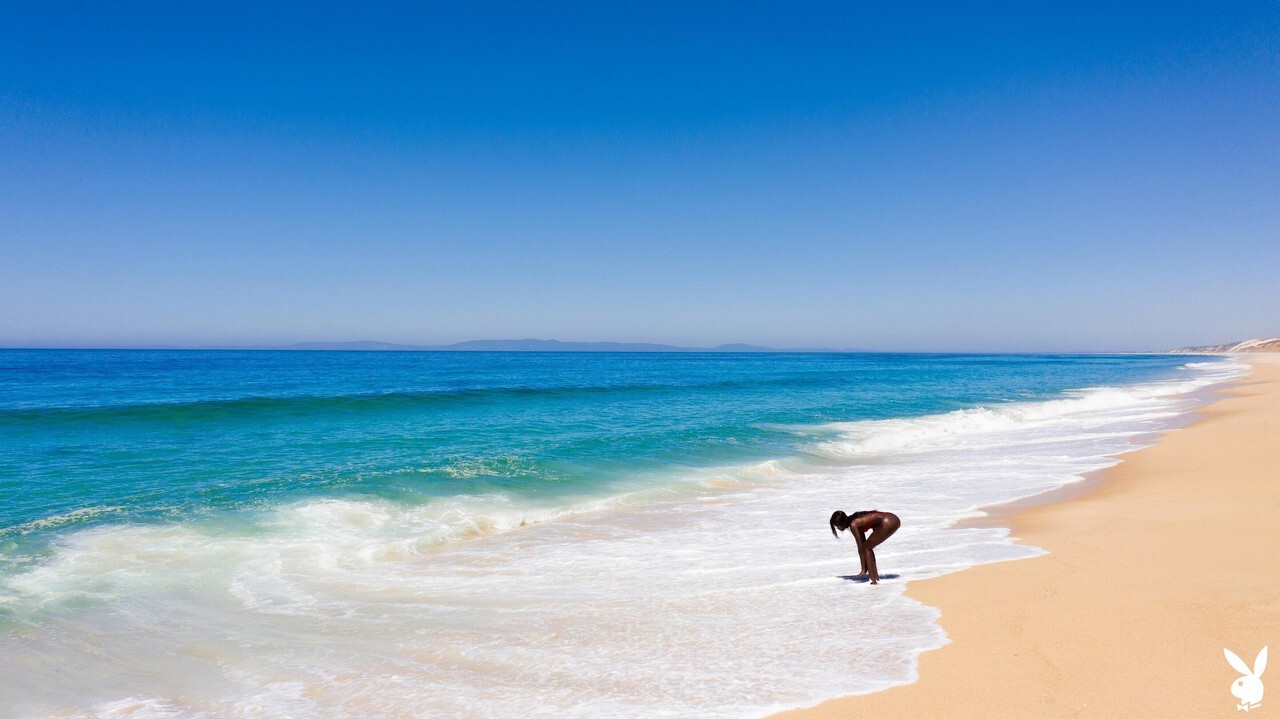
<box><xmin>955</xmin><ymin>368</ymin><xmax>1239</xmax><ymax>533</ymax></box>
<box><xmin>772</xmin><ymin>354</ymin><xmax>1280</xmax><ymax>717</ymax></box>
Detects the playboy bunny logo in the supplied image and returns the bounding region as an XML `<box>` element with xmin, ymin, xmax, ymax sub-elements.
<box><xmin>1224</xmin><ymin>645</ymin><xmax>1267</xmax><ymax>712</ymax></box>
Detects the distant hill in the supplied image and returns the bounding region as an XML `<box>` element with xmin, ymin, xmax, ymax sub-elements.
<box><xmin>1170</xmin><ymin>337</ymin><xmax>1280</xmax><ymax>353</ymax></box>
<box><xmin>286</xmin><ymin>341</ymin><xmax>433</xmax><ymax>351</ymax></box>
<box><xmin>441</xmin><ymin>339</ymin><xmax>684</xmax><ymax>352</ymax></box>
<box><xmin>278</xmin><ymin>339</ymin><xmax>781</xmax><ymax>352</ymax></box>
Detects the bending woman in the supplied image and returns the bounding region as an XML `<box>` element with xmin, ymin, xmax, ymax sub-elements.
<box><xmin>829</xmin><ymin>510</ymin><xmax>900</xmax><ymax>584</ymax></box>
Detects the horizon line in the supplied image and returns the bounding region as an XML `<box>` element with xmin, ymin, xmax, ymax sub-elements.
<box><xmin>0</xmin><ymin>338</ymin><xmax>1205</xmax><ymax>355</ymax></box>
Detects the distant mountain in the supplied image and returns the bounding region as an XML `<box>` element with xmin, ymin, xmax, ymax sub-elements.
<box><xmin>276</xmin><ymin>339</ymin><xmax>781</xmax><ymax>352</ymax></box>
<box><xmin>286</xmin><ymin>341</ymin><xmax>432</xmax><ymax>351</ymax></box>
<box><xmin>441</xmin><ymin>339</ymin><xmax>684</xmax><ymax>352</ymax></box>
<box><xmin>710</xmin><ymin>343</ymin><xmax>776</xmax><ymax>352</ymax></box>
<box><xmin>1169</xmin><ymin>337</ymin><xmax>1280</xmax><ymax>353</ymax></box>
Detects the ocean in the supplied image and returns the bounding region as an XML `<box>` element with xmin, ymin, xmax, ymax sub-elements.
<box><xmin>0</xmin><ymin>350</ymin><xmax>1243</xmax><ymax>718</ymax></box>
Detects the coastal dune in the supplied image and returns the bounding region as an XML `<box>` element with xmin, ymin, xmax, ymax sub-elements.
<box><xmin>774</xmin><ymin>355</ymin><xmax>1280</xmax><ymax>718</ymax></box>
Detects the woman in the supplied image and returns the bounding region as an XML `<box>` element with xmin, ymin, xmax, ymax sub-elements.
<box><xmin>829</xmin><ymin>509</ymin><xmax>900</xmax><ymax>584</ymax></box>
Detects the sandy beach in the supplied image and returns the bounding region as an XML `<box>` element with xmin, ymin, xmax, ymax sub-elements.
<box><xmin>774</xmin><ymin>355</ymin><xmax>1280</xmax><ymax>718</ymax></box>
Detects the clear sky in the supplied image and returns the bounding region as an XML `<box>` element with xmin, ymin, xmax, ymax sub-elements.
<box><xmin>2</xmin><ymin>1</ymin><xmax>1277</xmax><ymax>352</ymax></box>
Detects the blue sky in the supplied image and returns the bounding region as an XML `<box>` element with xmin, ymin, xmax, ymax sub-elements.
<box><xmin>2</xmin><ymin>1</ymin><xmax>1277</xmax><ymax>351</ymax></box>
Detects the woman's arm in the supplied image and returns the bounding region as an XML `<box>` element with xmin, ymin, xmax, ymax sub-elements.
<box><xmin>851</xmin><ymin>520</ymin><xmax>870</xmax><ymax>576</ymax></box>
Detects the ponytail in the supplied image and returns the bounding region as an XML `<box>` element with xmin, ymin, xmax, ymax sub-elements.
<box><xmin>829</xmin><ymin>510</ymin><xmax>848</xmax><ymax>538</ymax></box>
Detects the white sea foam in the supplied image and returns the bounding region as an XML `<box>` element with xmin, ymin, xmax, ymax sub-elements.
<box><xmin>0</xmin><ymin>359</ymin><xmax>1247</xmax><ymax>718</ymax></box>
<box><xmin>0</xmin><ymin>506</ymin><xmax>125</xmax><ymax>538</ymax></box>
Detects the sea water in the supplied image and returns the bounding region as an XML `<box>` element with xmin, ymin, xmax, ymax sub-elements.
<box><xmin>0</xmin><ymin>351</ymin><xmax>1245</xmax><ymax>718</ymax></box>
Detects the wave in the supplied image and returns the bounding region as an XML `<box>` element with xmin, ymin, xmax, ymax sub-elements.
<box><xmin>0</xmin><ymin>375</ymin><xmax>843</xmax><ymax>425</ymax></box>
<box><xmin>0</xmin><ymin>489</ymin><xmax>666</xmax><ymax>608</ymax></box>
<box><xmin>0</xmin><ymin>506</ymin><xmax>124</xmax><ymax>539</ymax></box>
<box><xmin>805</xmin><ymin>360</ymin><xmax>1243</xmax><ymax>461</ymax></box>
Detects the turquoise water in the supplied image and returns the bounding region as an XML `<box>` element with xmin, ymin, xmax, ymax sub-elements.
<box><xmin>0</xmin><ymin>350</ymin><xmax>1238</xmax><ymax>718</ymax></box>
<box><xmin>1</xmin><ymin>350</ymin><xmax>1195</xmax><ymax>540</ymax></box>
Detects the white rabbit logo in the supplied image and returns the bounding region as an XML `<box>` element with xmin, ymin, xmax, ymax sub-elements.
<box><xmin>1224</xmin><ymin>645</ymin><xmax>1267</xmax><ymax>711</ymax></box>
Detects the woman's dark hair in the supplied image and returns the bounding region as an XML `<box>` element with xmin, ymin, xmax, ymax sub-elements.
<box><xmin>831</xmin><ymin>510</ymin><xmax>876</xmax><ymax>538</ymax></box>
<box><xmin>829</xmin><ymin>510</ymin><xmax>848</xmax><ymax>538</ymax></box>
